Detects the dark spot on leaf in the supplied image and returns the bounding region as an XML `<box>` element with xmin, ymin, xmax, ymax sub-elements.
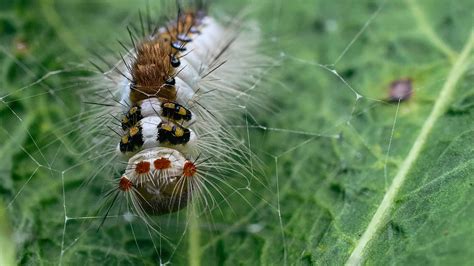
<box><xmin>0</xmin><ymin>18</ymin><xmax>16</xmax><ymax>35</ymax></box>
<box><xmin>389</xmin><ymin>221</ymin><xmax>406</xmax><ymax>237</ymax></box>
<box><xmin>338</xmin><ymin>166</ymin><xmax>349</xmax><ymax>174</ymax></box>
<box><xmin>0</xmin><ymin>184</ymin><xmax>10</xmax><ymax>195</ymax></box>
<box><xmin>329</xmin><ymin>182</ymin><xmax>345</xmax><ymax>198</ymax></box>
<box><xmin>300</xmin><ymin>254</ymin><xmax>313</xmax><ymax>265</ymax></box>
<box><xmin>313</xmin><ymin>19</ymin><xmax>324</xmax><ymax>33</ymax></box>
<box><xmin>442</xmin><ymin>16</ymin><xmax>453</xmax><ymax>26</ymax></box>
<box><xmin>313</xmin><ymin>18</ymin><xmax>337</xmax><ymax>33</ymax></box>
<box><xmin>340</xmin><ymin>68</ymin><xmax>356</xmax><ymax>79</ymax></box>
<box><xmin>388</xmin><ymin>78</ymin><xmax>412</xmax><ymax>102</ymax></box>
<box><xmin>394</xmin><ymin>197</ymin><xmax>406</xmax><ymax>205</ymax></box>
<box><xmin>367</xmin><ymin>1</ymin><xmax>379</xmax><ymax>12</ymax></box>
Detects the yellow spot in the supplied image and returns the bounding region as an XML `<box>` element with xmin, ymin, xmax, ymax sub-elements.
<box><xmin>178</xmin><ymin>107</ymin><xmax>187</xmax><ymax>116</ymax></box>
<box><xmin>164</xmin><ymin>102</ymin><xmax>175</xmax><ymax>109</ymax></box>
<box><xmin>174</xmin><ymin>127</ymin><xmax>184</xmax><ymax>137</ymax></box>
<box><xmin>129</xmin><ymin>126</ymin><xmax>139</xmax><ymax>136</ymax></box>
<box><xmin>130</xmin><ymin>106</ymin><xmax>138</xmax><ymax>114</ymax></box>
<box><xmin>122</xmin><ymin>116</ymin><xmax>129</xmax><ymax>123</ymax></box>
<box><xmin>161</xmin><ymin>123</ymin><xmax>173</xmax><ymax>132</ymax></box>
<box><xmin>121</xmin><ymin>135</ymin><xmax>129</xmax><ymax>144</ymax></box>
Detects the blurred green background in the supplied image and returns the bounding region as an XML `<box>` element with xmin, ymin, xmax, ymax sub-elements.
<box><xmin>1</xmin><ymin>0</ymin><xmax>473</xmax><ymax>265</ymax></box>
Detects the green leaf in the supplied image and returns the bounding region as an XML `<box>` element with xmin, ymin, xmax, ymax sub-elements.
<box><xmin>0</xmin><ymin>201</ymin><xmax>15</xmax><ymax>266</ymax></box>
<box><xmin>1</xmin><ymin>0</ymin><xmax>473</xmax><ymax>265</ymax></box>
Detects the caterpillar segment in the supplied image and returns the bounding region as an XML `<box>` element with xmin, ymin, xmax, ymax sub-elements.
<box><xmin>117</xmin><ymin>116</ymin><xmax>197</xmax><ymax>156</ymax></box>
<box><xmin>118</xmin><ymin>148</ymin><xmax>196</xmax><ymax>215</ymax></box>
<box><xmin>121</xmin><ymin>98</ymin><xmax>194</xmax><ymax>131</ymax></box>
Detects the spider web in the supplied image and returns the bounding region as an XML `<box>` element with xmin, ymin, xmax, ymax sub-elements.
<box><xmin>1</xmin><ymin>0</ymin><xmax>471</xmax><ymax>264</ymax></box>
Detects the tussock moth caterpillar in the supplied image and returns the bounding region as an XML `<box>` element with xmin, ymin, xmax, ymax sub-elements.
<box><xmin>80</xmin><ymin>0</ymin><xmax>271</xmax><ymax>228</ymax></box>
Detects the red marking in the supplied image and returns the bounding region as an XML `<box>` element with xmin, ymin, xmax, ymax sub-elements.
<box><xmin>119</xmin><ymin>176</ymin><xmax>133</xmax><ymax>191</ymax></box>
<box><xmin>183</xmin><ymin>161</ymin><xmax>197</xmax><ymax>177</ymax></box>
<box><xmin>135</xmin><ymin>161</ymin><xmax>151</xmax><ymax>174</ymax></box>
<box><xmin>154</xmin><ymin>157</ymin><xmax>171</xmax><ymax>170</ymax></box>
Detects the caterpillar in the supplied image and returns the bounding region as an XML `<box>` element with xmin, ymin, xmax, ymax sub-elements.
<box><xmin>83</xmin><ymin>1</ymin><xmax>269</xmax><ymax>225</ymax></box>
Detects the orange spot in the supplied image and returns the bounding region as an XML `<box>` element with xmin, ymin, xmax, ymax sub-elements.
<box><xmin>154</xmin><ymin>157</ymin><xmax>171</xmax><ymax>170</ymax></box>
<box><xmin>183</xmin><ymin>161</ymin><xmax>197</xmax><ymax>177</ymax></box>
<box><xmin>135</xmin><ymin>161</ymin><xmax>150</xmax><ymax>174</ymax></box>
<box><xmin>119</xmin><ymin>176</ymin><xmax>133</xmax><ymax>191</ymax></box>
<box><xmin>129</xmin><ymin>126</ymin><xmax>139</xmax><ymax>136</ymax></box>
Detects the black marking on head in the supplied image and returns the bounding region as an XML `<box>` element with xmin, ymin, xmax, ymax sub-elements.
<box><xmin>170</xmin><ymin>54</ymin><xmax>181</xmax><ymax>67</ymax></box>
<box><xmin>165</xmin><ymin>76</ymin><xmax>176</xmax><ymax>86</ymax></box>
<box><xmin>171</xmin><ymin>41</ymin><xmax>187</xmax><ymax>52</ymax></box>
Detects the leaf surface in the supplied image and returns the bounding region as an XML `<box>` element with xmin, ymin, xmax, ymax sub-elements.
<box><xmin>1</xmin><ymin>0</ymin><xmax>473</xmax><ymax>265</ymax></box>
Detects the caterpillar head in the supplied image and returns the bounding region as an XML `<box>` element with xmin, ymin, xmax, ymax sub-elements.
<box><xmin>120</xmin><ymin>147</ymin><xmax>197</xmax><ymax>215</ymax></box>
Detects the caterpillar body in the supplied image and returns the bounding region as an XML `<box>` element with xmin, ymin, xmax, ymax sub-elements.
<box><xmin>86</xmin><ymin>4</ymin><xmax>268</xmax><ymax>221</ymax></box>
